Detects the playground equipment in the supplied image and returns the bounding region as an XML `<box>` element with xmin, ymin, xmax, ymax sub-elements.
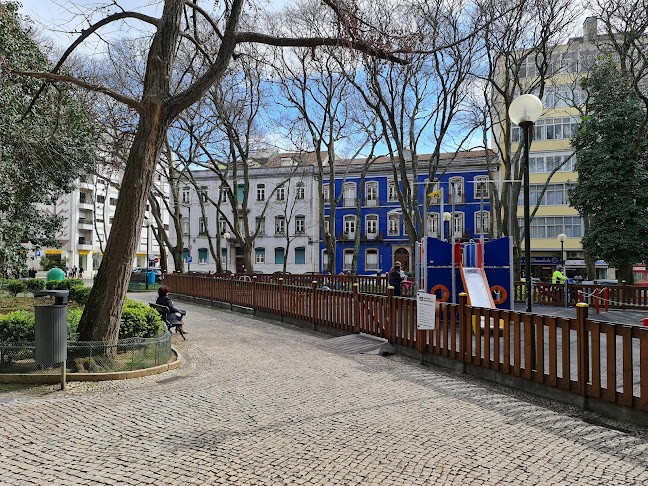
<box><xmin>417</xmin><ymin>236</ymin><xmax>514</xmax><ymax>310</ymax></box>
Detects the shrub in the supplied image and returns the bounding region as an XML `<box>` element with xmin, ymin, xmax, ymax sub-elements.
<box><xmin>40</xmin><ymin>256</ymin><xmax>67</xmax><ymax>271</ymax></box>
<box><xmin>119</xmin><ymin>299</ymin><xmax>163</xmax><ymax>339</ymax></box>
<box><xmin>25</xmin><ymin>278</ymin><xmax>45</xmax><ymax>294</ymax></box>
<box><xmin>46</xmin><ymin>278</ymin><xmax>84</xmax><ymax>291</ymax></box>
<box><xmin>67</xmin><ymin>309</ymin><xmax>82</xmax><ymax>340</ymax></box>
<box><xmin>69</xmin><ymin>286</ymin><xmax>91</xmax><ymax>305</ymax></box>
<box><xmin>0</xmin><ymin>310</ymin><xmax>35</xmax><ymax>342</ymax></box>
<box><xmin>5</xmin><ymin>279</ymin><xmax>25</xmax><ymax>297</ymax></box>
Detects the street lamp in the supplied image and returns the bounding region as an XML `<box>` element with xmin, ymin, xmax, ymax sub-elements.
<box><xmin>223</xmin><ymin>232</ymin><xmax>231</xmax><ymax>273</ymax></box>
<box><xmin>144</xmin><ymin>218</ymin><xmax>152</xmax><ymax>290</ymax></box>
<box><xmin>557</xmin><ymin>233</ymin><xmax>567</xmax><ymax>266</ymax></box>
<box><xmin>442</xmin><ymin>212</ymin><xmax>452</xmax><ymax>241</ymax></box>
<box><xmin>509</xmin><ymin>94</ymin><xmax>542</xmax><ymax>314</ymax></box>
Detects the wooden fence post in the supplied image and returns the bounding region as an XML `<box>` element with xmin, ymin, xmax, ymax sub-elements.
<box><xmin>252</xmin><ymin>275</ymin><xmax>257</xmax><ymax>312</ymax></box>
<box><xmin>278</xmin><ymin>278</ymin><xmax>284</xmax><ymax>319</ymax></box>
<box><xmin>387</xmin><ymin>286</ymin><xmax>394</xmax><ymax>342</ymax></box>
<box><xmin>311</xmin><ymin>281</ymin><xmax>318</xmax><ymax>331</ymax></box>
<box><xmin>459</xmin><ymin>292</ymin><xmax>468</xmax><ymax>373</ymax></box>
<box><xmin>576</xmin><ymin>302</ymin><xmax>589</xmax><ymax>410</ymax></box>
<box><xmin>353</xmin><ymin>283</ymin><xmax>360</xmax><ymax>333</ymax></box>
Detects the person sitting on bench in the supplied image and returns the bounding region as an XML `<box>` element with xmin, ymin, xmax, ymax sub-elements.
<box><xmin>156</xmin><ymin>286</ymin><xmax>187</xmax><ymax>334</ymax></box>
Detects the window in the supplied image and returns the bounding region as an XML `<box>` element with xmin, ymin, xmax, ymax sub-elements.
<box><xmin>295</xmin><ymin>215</ymin><xmax>306</xmax><ymax>234</ymax></box>
<box><xmin>276</xmin><ymin>184</ymin><xmax>285</xmax><ymax>201</ymax></box>
<box><xmin>198</xmin><ymin>248</ymin><xmax>208</xmax><ymax>264</ymax></box>
<box><xmin>256</xmin><ymin>184</ymin><xmax>265</xmax><ymax>201</ymax></box>
<box><xmin>474</xmin><ymin>176</ymin><xmax>489</xmax><ymax>198</ymax></box>
<box><xmin>323</xmin><ymin>185</ymin><xmax>330</xmax><ymax>202</ymax></box>
<box><xmin>109</xmin><ymin>217</ymin><xmax>114</xmax><ymax>225</ymax></box>
<box><xmin>255</xmin><ymin>248</ymin><xmax>265</xmax><ymax>264</ymax></box>
<box><xmin>220</xmin><ymin>187</ymin><xmax>227</xmax><ymax>202</ymax></box>
<box><xmin>97</xmin><ymin>195</ymin><xmax>105</xmax><ymax>204</ymax></box>
<box><xmin>453</xmin><ymin>213</ymin><xmax>464</xmax><ymax>237</ymax></box>
<box><xmin>511</xmin><ymin>117</ymin><xmax>580</xmax><ymax>143</ymax></box>
<box><xmin>449</xmin><ymin>178</ymin><xmax>463</xmax><ymax>203</ymax></box>
<box><xmin>275</xmin><ymin>216</ymin><xmax>285</xmax><ymax>234</ymax></box>
<box><xmin>295</xmin><ymin>247</ymin><xmax>305</xmax><ymax>264</ymax></box>
<box><xmin>255</xmin><ymin>216</ymin><xmax>265</xmax><ymax>236</ymax></box>
<box><xmin>343</xmin><ymin>183</ymin><xmax>356</xmax><ymax>207</ymax></box>
<box><xmin>427</xmin><ymin>182</ymin><xmax>440</xmax><ymax>205</ymax></box>
<box><xmin>528</xmin><ymin>153</ymin><xmax>575</xmax><ymax>174</ymax></box>
<box><xmin>295</xmin><ymin>181</ymin><xmax>305</xmax><ymax>200</ymax></box>
<box><xmin>322</xmin><ymin>250</ymin><xmax>329</xmax><ymax>269</ymax></box>
<box><xmin>365</xmin><ymin>182</ymin><xmax>378</xmax><ymax>206</ymax></box>
<box><xmin>518</xmin><ymin>183</ymin><xmax>570</xmax><ymax>206</ymax></box>
<box><xmin>183</xmin><ymin>248</ymin><xmax>189</xmax><ymax>263</ymax></box>
<box><xmin>388</xmin><ymin>181</ymin><xmax>397</xmax><ymax>201</ymax></box>
<box><xmin>181</xmin><ymin>188</ymin><xmax>190</xmax><ymax>204</ymax></box>
<box><xmin>519</xmin><ymin>216</ymin><xmax>583</xmax><ymax>239</ymax></box>
<box><xmin>475</xmin><ymin>211</ymin><xmax>489</xmax><ymax>234</ymax></box>
<box><xmin>388</xmin><ymin>214</ymin><xmax>399</xmax><ymax>236</ymax></box>
<box><xmin>427</xmin><ymin>213</ymin><xmax>439</xmax><ymax>237</ymax></box>
<box><xmin>365</xmin><ymin>249</ymin><xmax>379</xmax><ymax>270</ymax></box>
<box><xmin>199</xmin><ymin>217</ymin><xmax>207</xmax><ymax>235</ymax></box>
<box><xmin>200</xmin><ymin>186</ymin><xmax>208</xmax><ymax>202</ymax></box>
<box><xmin>365</xmin><ymin>214</ymin><xmax>378</xmax><ymax>238</ymax></box>
<box><xmin>219</xmin><ymin>219</ymin><xmax>229</xmax><ymax>236</ymax></box>
<box><xmin>182</xmin><ymin>217</ymin><xmax>190</xmax><ymax>235</ymax></box>
<box><xmin>344</xmin><ymin>215</ymin><xmax>356</xmax><ymax>238</ymax></box>
<box><xmin>275</xmin><ymin>247</ymin><xmax>285</xmax><ymax>264</ymax></box>
<box><xmin>237</xmin><ymin>184</ymin><xmax>245</xmax><ymax>203</ymax></box>
<box><xmin>324</xmin><ymin>217</ymin><xmax>330</xmax><ymax>234</ymax></box>
<box><xmin>343</xmin><ymin>249</ymin><xmax>353</xmax><ymax>270</ymax></box>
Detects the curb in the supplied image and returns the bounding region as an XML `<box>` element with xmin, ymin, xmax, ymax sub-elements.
<box><xmin>0</xmin><ymin>348</ymin><xmax>181</xmax><ymax>385</ymax></box>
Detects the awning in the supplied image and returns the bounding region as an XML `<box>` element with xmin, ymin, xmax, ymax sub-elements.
<box><xmin>78</xmin><ymin>250</ymin><xmax>89</xmax><ymax>255</ymax></box>
<box><xmin>565</xmin><ymin>259</ymin><xmax>608</xmax><ymax>267</ymax></box>
<box><xmin>45</xmin><ymin>249</ymin><xmax>62</xmax><ymax>254</ymax></box>
<box><xmin>136</xmin><ymin>253</ymin><xmax>146</xmax><ymax>257</ymax></box>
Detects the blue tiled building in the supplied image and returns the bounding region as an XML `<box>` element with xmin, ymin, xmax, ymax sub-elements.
<box><xmin>320</xmin><ymin>151</ymin><xmax>493</xmax><ymax>275</ymax></box>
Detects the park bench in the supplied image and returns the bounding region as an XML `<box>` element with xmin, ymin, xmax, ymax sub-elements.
<box><xmin>149</xmin><ymin>303</ymin><xmax>186</xmax><ymax>340</ymax></box>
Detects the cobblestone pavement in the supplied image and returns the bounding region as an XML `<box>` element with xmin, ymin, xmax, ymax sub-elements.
<box><xmin>1</xmin><ymin>293</ymin><xmax>648</xmax><ymax>485</ymax></box>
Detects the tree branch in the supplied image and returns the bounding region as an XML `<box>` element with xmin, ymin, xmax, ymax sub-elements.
<box><xmin>12</xmin><ymin>70</ymin><xmax>141</xmax><ymax>110</ymax></box>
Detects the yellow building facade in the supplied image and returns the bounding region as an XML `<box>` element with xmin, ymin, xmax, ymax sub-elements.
<box><xmin>508</xmin><ymin>18</ymin><xmax>612</xmax><ymax>281</ymax></box>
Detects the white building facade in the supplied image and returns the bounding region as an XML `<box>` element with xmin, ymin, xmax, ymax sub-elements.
<box><xmin>169</xmin><ymin>155</ymin><xmax>322</xmax><ymax>274</ymax></box>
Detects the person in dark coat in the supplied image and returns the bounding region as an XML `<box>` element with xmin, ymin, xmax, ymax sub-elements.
<box><xmin>156</xmin><ymin>286</ymin><xmax>187</xmax><ymax>333</ymax></box>
<box><xmin>389</xmin><ymin>264</ymin><xmax>404</xmax><ymax>296</ymax></box>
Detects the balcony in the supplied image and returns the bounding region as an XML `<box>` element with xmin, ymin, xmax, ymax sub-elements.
<box><xmin>337</xmin><ymin>231</ymin><xmax>355</xmax><ymax>241</ymax></box>
<box><xmin>78</xmin><ymin>218</ymin><xmax>93</xmax><ymax>231</ymax></box>
<box><xmin>77</xmin><ymin>238</ymin><xmax>93</xmax><ymax>251</ymax></box>
<box><xmin>365</xmin><ymin>197</ymin><xmax>380</xmax><ymax>207</ymax></box>
<box><xmin>343</xmin><ymin>197</ymin><xmax>356</xmax><ymax>208</ymax></box>
<box><xmin>362</xmin><ymin>230</ymin><xmax>383</xmax><ymax>242</ymax></box>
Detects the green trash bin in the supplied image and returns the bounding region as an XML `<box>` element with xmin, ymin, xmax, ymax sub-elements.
<box><xmin>46</xmin><ymin>267</ymin><xmax>65</xmax><ymax>282</ymax></box>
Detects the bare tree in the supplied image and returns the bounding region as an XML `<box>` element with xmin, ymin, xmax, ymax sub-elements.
<box><xmin>11</xmin><ymin>0</ymin><xmax>412</xmax><ymax>341</ymax></box>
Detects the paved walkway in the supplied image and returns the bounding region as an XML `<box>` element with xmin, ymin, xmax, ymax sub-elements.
<box><xmin>1</xmin><ymin>293</ymin><xmax>647</xmax><ymax>485</ymax></box>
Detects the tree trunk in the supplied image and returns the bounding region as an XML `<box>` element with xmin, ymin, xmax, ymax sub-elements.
<box><xmin>77</xmin><ymin>104</ymin><xmax>170</xmax><ymax>341</ymax></box>
<box><xmin>617</xmin><ymin>264</ymin><xmax>634</xmax><ymax>285</ymax></box>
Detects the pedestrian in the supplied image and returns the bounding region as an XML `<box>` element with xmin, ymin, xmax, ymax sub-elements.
<box><xmin>389</xmin><ymin>264</ymin><xmax>404</xmax><ymax>297</ymax></box>
<box><xmin>73</xmin><ymin>266</ymin><xmax>78</xmax><ymax>278</ymax></box>
<box><xmin>64</xmin><ymin>266</ymin><xmax>69</xmax><ymax>278</ymax></box>
<box><xmin>79</xmin><ymin>266</ymin><xmax>84</xmax><ymax>279</ymax></box>
<box><xmin>552</xmin><ymin>265</ymin><xmax>567</xmax><ymax>284</ymax></box>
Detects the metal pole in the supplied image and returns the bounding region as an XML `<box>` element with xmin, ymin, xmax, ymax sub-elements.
<box><xmin>451</xmin><ymin>181</ymin><xmax>456</xmax><ymax>304</ymax></box>
<box><xmin>440</xmin><ymin>187</ymin><xmax>445</xmax><ymax>240</ymax></box>
<box><xmin>187</xmin><ymin>205</ymin><xmax>191</xmax><ymax>273</ymax></box>
<box><xmin>521</xmin><ymin>121</ymin><xmax>535</xmax><ymax>371</ymax></box>
<box><xmin>61</xmin><ymin>360</ymin><xmax>66</xmax><ymax>391</ymax></box>
<box><xmin>146</xmin><ymin>224</ymin><xmax>150</xmax><ymax>291</ymax></box>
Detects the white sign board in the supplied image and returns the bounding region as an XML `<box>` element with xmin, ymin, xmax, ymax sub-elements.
<box><xmin>417</xmin><ymin>291</ymin><xmax>436</xmax><ymax>330</ymax></box>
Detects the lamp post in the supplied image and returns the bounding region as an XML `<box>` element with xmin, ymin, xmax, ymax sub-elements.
<box><xmin>223</xmin><ymin>232</ymin><xmax>231</xmax><ymax>273</ymax></box>
<box><xmin>557</xmin><ymin>233</ymin><xmax>566</xmax><ymax>265</ymax></box>
<box><xmin>144</xmin><ymin>218</ymin><xmax>152</xmax><ymax>290</ymax></box>
<box><xmin>510</xmin><ymin>94</ymin><xmax>542</xmax><ymax>371</ymax></box>
<box><xmin>509</xmin><ymin>94</ymin><xmax>542</xmax><ymax>314</ymax></box>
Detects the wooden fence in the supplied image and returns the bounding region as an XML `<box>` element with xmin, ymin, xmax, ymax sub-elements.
<box><xmin>165</xmin><ymin>273</ymin><xmax>648</xmax><ymax>415</ymax></box>
<box><xmin>514</xmin><ymin>281</ymin><xmax>648</xmax><ymax>310</ymax></box>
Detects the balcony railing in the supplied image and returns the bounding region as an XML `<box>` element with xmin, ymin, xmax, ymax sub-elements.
<box><xmin>365</xmin><ymin>197</ymin><xmax>380</xmax><ymax>207</ymax></box>
<box><xmin>362</xmin><ymin>230</ymin><xmax>383</xmax><ymax>242</ymax></box>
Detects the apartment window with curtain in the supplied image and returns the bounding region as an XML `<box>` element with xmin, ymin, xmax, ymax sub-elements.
<box><xmin>343</xmin><ymin>249</ymin><xmax>353</xmax><ymax>270</ymax></box>
<box><xmin>343</xmin><ymin>183</ymin><xmax>356</xmax><ymax>207</ymax></box>
<box><xmin>344</xmin><ymin>215</ymin><xmax>356</xmax><ymax>238</ymax></box>
<box><xmin>365</xmin><ymin>182</ymin><xmax>378</xmax><ymax>206</ymax></box>
<box><xmin>449</xmin><ymin>178</ymin><xmax>463</xmax><ymax>203</ymax></box>
<box><xmin>365</xmin><ymin>214</ymin><xmax>378</xmax><ymax>238</ymax></box>
<box><xmin>255</xmin><ymin>216</ymin><xmax>265</xmax><ymax>236</ymax></box>
<box><xmin>427</xmin><ymin>213</ymin><xmax>439</xmax><ymax>237</ymax></box>
<box><xmin>453</xmin><ymin>212</ymin><xmax>464</xmax><ymax>237</ymax></box>
<box><xmin>388</xmin><ymin>180</ymin><xmax>397</xmax><ymax>201</ymax></box>
<box><xmin>255</xmin><ymin>248</ymin><xmax>265</xmax><ymax>264</ymax></box>
<box><xmin>275</xmin><ymin>216</ymin><xmax>285</xmax><ymax>235</ymax></box>
<box><xmin>365</xmin><ymin>249</ymin><xmax>379</xmax><ymax>270</ymax></box>
<box><xmin>474</xmin><ymin>176</ymin><xmax>489</xmax><ymax>198</ymax></box>
<box><xmin>275</xmin><ymin>247</ymin><xmax>285</xmax><ymax>264</ymax></box>
<box><xmin>475</xmin><ymin>211</ymin><xmax>489</xmax><ymax>234</ymax></box>
<box><xmin>388</xmin><ymin>214</ymin><xmax>399</xmax><ymax>236</ymax></box>
<box><xmin>182</xmin><ymin>217</ymin><xmax>190</xmax><ymax>235</ymax></box>
<box><xmin>199</xmin><ymin>217</ymin><xmax>207</xmax><ymax>235</ymax></box>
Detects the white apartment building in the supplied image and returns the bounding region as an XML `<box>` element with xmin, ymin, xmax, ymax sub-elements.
<box><xmin>28</xmin><ymin>167</ymin><xmax>170</xmax><ymax>276</ymax></box>
<box><xmin>169</xmin><ymin>152</ymin><xmax>323</xmax><ymax>274</ymax></box>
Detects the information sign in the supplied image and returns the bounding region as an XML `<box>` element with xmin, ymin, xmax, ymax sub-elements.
<box><xmin>416</xmin><ymin>291</ymin><xmax>436</xmax><ymax>330</ymax></box>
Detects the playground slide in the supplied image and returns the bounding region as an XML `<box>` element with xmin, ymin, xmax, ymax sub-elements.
<box><xmin>460</xmin><ymin>266</ymin><xmax>496</xmax><ymax>309</ymax></box>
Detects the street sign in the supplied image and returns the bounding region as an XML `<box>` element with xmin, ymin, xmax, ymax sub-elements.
<box><xmin>154</xmin><ymin>257</ymin><xmax>159</xmax><ymax>263</ymax></box>
<box><xmin>416</xmin><ymin>291</ymin><xmax>436</xmax><ymax>330</ymax></box>
<box><xmin>188</xmin><ymin>256</ymin><xmax>193</xmax><ymax>263</ymax></box>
